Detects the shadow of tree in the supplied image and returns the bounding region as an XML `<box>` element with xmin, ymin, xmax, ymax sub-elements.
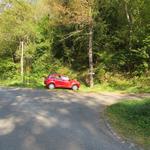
<box><xmin>0</xmin><ymin>88</ymin><xmax>138</xmax><ymax>150</ymax></box>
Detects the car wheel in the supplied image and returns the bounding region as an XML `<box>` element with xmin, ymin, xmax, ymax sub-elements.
<box><xmin>48</xmin><ymin>83</ymin><xmax>55</xmax><ymax>89</ymax></box>
<box><xmin>72</xmin><ymin>85</ymin><xmax>78</xmax><ymax>91</ymax></box>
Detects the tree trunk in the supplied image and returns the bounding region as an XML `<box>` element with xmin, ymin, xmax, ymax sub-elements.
<box><xmin>124</xmin><ymin>1</ymin><xmax>133</xmax><ymax>73</ymax></box>
<box><xmin>88</xmin><ymin>16</ymin><xmax>94</xmax><ymax>88</ymax></box>
<box><xmin>124</xmin><ymin>1</ymin><xmax>132</xmax><ymax>50</ymax></box>
<box><xmin>21</xmin><ymin>41</ymin><xmax>24</xmax><ymax>83</ymax></box>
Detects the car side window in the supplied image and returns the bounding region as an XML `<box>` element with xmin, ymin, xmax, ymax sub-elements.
<box><xmin>55</xmin><ymin>75</ymin><xmax>62</xmax><ymax>80</ymax></box>
<box><xmin>61</xmin><ymin>76</ymin><xmax>69</xmax><ymax>81</ymax></box>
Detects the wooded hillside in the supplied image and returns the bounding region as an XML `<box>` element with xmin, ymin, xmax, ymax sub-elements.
<box><xmin>0</xmin><ymin>0</ymin><xmax>150</xmax><ymax>90</ymax></box>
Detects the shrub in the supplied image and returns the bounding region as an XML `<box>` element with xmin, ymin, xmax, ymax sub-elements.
<box><xmin>0</xmin><ymin>60</ymin><xmax>17</xmax><ymax>79</ymax></box>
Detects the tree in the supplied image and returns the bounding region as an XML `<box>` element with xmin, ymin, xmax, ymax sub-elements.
<box><xmin>0</xmin><ymin>0</ymin><xmax>37</xmax><ymax>81</ymax></box>
<box><xmin>38</xmin><ymin>0</ymin><xmax>96</xmax><ymax>87</ymax></box>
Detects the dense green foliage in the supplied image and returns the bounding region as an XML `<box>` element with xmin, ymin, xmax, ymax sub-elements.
<box><xmin>0</xmin><ymin>0</ymin><xmax>150</xmax><ymax>88</ymax></box>
<box><xmin>107</xmin><ymin>98</ymin><xmax>150</xmax><ymax>149</ymax></box>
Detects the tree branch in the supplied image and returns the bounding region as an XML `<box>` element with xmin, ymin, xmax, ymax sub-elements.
<box><xmin>59</xmin><ymin>30</ymin><xmax>83</xmax><ymax>42</ymax></box>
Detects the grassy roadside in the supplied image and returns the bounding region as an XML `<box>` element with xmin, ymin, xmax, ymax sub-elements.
<box><xmin>0</xmin><ymin>75</ymin><xmax>150</xmax><ymax>93</ymax></box>
<box><xmin>80</xmin><ymin>76</ymin><xmax>150</xmax><ymax>93</ymax></box>
<box><xmin>106</xmin><ymin>98</ymin><xmax>150</xmax><ymax>150</ymax></box>
<box><xmin>1</xmin><ymin>81</ymin><xmax>150</xmax><ymax>93</ymax></box>
<box><xmin>80</xmin><ymin>84</ymin><xmax>150</xmax><ymax>93</ymax></box>
<box><xmin>0</xmin><ymin>78</ymin><xmax>44</xmax><ymax>89</ymax></box>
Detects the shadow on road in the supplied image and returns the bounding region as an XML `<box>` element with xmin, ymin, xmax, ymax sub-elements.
<box><xmin>0</xmin><ymin>88</ymin><xmax>142</xmax><ymax>150</ymax></box>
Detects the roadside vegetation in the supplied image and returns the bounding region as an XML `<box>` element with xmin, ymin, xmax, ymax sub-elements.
<box><xmin>106</xmin><ymin>98</ymin><xmax>150</xmax><ymax>150</ymax></box>
<box><xmin>0</xmin><ymin>73</ymin><xmax>150</xmax><ymax>93</ymax></box>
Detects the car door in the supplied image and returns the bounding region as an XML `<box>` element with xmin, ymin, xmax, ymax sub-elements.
<box><xmin>54</xmin><ymin>76</ymin><xmax>63</xmax><ymax>87</ymax></box>
<box><xmin>55</xmin><ymin>76</ymin><xmax>70</xmax><ymax>88</ymax></box>
<box><xmin>60</xmin><ymin>76</ymin><xmax>71</xmax><ymax>88</ymax></box>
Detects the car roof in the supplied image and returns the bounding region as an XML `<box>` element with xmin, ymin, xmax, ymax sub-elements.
<box><xmin>50</xmin><ymin>74</ymin><xmax>62</xmax><ymax>77</ymax></box>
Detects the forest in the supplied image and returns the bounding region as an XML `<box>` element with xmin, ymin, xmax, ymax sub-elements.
<box><xmin>0</xmin><ymin>0</ymin><xmax>150</xmax><ymax>92</ymax></box>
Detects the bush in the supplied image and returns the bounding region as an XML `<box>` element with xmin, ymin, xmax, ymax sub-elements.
<box><xmin>0</xmin><ymin>60</ymin><xmax>18</xmax><ymax>79</ymax></box>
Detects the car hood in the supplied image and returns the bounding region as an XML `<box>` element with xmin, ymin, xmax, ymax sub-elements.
<box><xmin>70</xmin><ymin>79</ymin><xmax>80</xmax><ymax>83</ymax></box>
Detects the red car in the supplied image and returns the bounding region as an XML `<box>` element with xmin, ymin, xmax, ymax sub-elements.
<box><xmin>44</xmin><ymin>74</ymin><xmax>80</xmax><ymax>90</ymax></box>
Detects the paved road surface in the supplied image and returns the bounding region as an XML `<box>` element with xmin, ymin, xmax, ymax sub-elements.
<box><xmin>0</xmin><ymin>87</ymin><xmax>147</xmax><ymax>150</ymax></box>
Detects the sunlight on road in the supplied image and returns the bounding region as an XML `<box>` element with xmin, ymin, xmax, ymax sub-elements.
<box><xmin>0</xmin><ymin>115</ymin><xmax>25</xmax><ymax>136</ymax></box>
<box><xmin>0</xmin><ymin>116</ymin><xmax>15</xmax><ymax>135</ymax></box>
<box><xmin>35</xmin><ymin>115</ymin><xmax>58</xmax><ymax>128</ymax></box>
<box><xmin>0</xmin><ymin>88</ymin><xmax>146</xmax><ymax>150</ymax></box>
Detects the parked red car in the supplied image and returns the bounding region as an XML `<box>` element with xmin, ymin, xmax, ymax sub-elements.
<box><xmin>44</xmin><ymin>74</ymin><xmax>80</xmax><ymax>90</ymax></box>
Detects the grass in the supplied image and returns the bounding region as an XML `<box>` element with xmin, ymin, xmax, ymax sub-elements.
<box><xmin>0</xmin><ymin>75</ymin><xmax>150</xmax><ymax>93</ymax></box>
<box><xmin>0</xmin><ymin>78</ymin><xmax>44</xmax><ymax>89</ymax></box>
<box><xmin>106</xmin><ymin>98</ymin><xmax>150</xmax><ymax>150</ymax></box>
<box><xmin>80</xmin><ymin>84</ymin><xmax>120</xmax><ymax>93</ymax></box>
<box><xmin>80</xmin><ymin>76</ymin><xmax>150</xmax><ymax>93</ymax></box>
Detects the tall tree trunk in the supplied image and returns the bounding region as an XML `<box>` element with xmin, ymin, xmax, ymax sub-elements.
<box><xmin>88</xmin><ymin>7</ymin><xmax>94</xmax><ymax>88</ymax></box>
<box><xmin>124</xmin><ymin>1</ymin><xmax>133</xmax><ymax>73</ymax></box>
<box><xmin>124</xmin><ymin>1</ymin><xmax>132</xmax><ymax>50</ymax></box>
<box><xmin>21</xmin><ymin>41</ymin><xmax>24</xmax><ymax>83</ymax></box>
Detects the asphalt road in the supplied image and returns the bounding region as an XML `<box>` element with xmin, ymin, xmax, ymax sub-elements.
<box><xmin>0</xmin><ymin>87</ymin><xmax>146</xmax><ymax>150</ymax></box>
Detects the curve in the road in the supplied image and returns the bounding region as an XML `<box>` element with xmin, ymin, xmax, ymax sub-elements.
<box><xmin>0</xmin><ymin>88</ymin><xmax>144</xmax><ymax>150</ymax></box>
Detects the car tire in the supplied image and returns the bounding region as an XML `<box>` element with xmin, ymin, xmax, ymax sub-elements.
<box><xmin>72</xmin><ymin>85</ymin><xmax>78</xmax><ymax>91</ymax></box>
<box><xmin>48</xmin><ymin>83</ymin><xmax>55</xmax><ymax>89</ymax></box>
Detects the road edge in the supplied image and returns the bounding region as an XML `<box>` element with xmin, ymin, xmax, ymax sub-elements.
<box><xmin>102</xmin><ymin>106</ymin><xmax>144</xmax><ymax>150</ymax></box>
